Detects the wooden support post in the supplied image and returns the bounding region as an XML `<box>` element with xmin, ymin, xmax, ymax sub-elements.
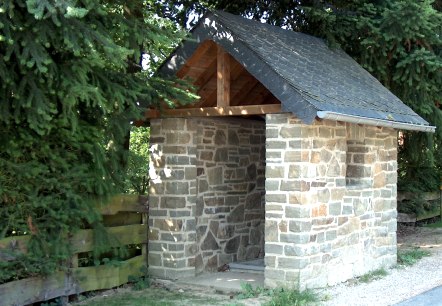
<box><xmin>217</xmin><ymin>45</ymin><xmax>230</xmax><ymax>107</ymax></box>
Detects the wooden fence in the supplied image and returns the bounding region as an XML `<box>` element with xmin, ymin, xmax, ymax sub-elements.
<box><xmin>397</xmin><ymin>191</ymin><xmax>441</xmax><ymax>223</ymax></box>
<box><xmin>0</xmin><ymin>194</ymin><xmax>148</xmax><ymax>306</ymax></box>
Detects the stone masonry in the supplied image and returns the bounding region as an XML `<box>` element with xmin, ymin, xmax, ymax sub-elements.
<box><xmin>195</xmin><ymin>118</ymin><xmax>265</xmax><ymax>273</ymax></box>
<box><xmin>148</xmin><ymin>117</ymin><xmax>265</xmax><ymax>278</ymax></box>
<box><xmin>148</xmin><ymin>118</ymin><xmax>198</xmax><ymax>279</ymax></box>
<box><xmin>265</xmin><ymin>113</ymin><xmax>397</xmax><ymax>289</ymax></box>
<box><xmin>148</xmin><ymin>113</ymin><xmax>398</xmax><ymax>288</ymax></box>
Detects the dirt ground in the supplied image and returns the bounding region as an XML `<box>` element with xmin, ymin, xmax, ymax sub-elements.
<box><xmin>397</xmin><ymin>224</ymin><xmax>442</xmax><ymax>251</ymax></box>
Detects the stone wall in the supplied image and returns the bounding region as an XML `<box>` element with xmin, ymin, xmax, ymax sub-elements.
<box><xmin>148</xmin><ymin>118</ymin><xmax>198</xmax><ymax>279</ymax></box>
<box><xmin>265</xmin><ymin>113</ymin><xmax>397</xmax><ymax>289</ymax></box>
<box><xmin>148</xmin><ymin>113</ymin><xmax>398</xmax><ymax>287</ymax></box>
<box><xmin>148</xmin><ymin>117</ymin><xmax>266</xmax><ymax>278</ymax></box>
<box><xmin>195</xmin><ymin>118</ymin><xmax>266</xmax><ymax>273</ymax></box>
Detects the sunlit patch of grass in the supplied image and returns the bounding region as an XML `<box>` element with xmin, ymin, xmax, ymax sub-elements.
<box><xmin>398</xmin><ymin>248</ymin><xmax>431</xmax><ymax>266</ymax></box>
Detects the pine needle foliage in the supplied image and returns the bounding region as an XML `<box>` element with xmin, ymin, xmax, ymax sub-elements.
<box><xmin>0</xmin><ymin>0</ymin><xmax>197</xmax><ymax>283</ymax></box>
<box><xmin>302</xmin><ymin>0</ymin><xmax>442</xmax><ymax>192</ymax></box>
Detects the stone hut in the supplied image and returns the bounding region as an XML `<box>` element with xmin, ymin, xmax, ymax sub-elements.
<box><xmin>145</xmin><ymin>10</ymin><xmax>435</xmax><ymax>289</ymax></box>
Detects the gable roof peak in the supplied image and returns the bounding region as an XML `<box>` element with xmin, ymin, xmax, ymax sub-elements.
<box><xmin>159</xmin><ymin>10</ymin><xmax>434</xmax><ymax>132</ymax></box>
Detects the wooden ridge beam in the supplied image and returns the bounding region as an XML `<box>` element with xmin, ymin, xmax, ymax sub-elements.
<box><xmin>145</xmin><ymin>104</ymin><xmax>281</xmax><ymax>118</ymax></box>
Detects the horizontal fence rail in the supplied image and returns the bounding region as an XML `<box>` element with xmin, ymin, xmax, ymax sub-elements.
<box><xmin>0</xmin><ymin>194</ymin><xmax>148</xmax><ymax>306</ymax></box>
<box><xmin>397</xmin><ymin>191</ymin><xmax>441</xmax><ymax>223</ymax></box>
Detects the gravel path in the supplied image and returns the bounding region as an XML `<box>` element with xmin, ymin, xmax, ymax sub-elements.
<box><xmin>319</xmin><ymin>227</ymin><xmax>442</xmax><ymax>306</ymax></box>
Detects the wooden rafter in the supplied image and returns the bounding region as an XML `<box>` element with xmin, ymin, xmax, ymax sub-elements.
<box><xmin>194</xmin><ymin>57</ymin><xmax>217</xmax><ymax>87</ymax></box>
<box><xmin>194</xmin><ymin>77</ymin><xmax>217</xmax><ymax>107</ymax></box>
<box><xmin>189</xmin><ymin>58</ymin><xmax>217</xmax><ymax>108</ymax></box>
<box><xmin>259</xmin><ymin>91</ymin><xmax>279</xmax><ymax>105</ymax></box>
<box><xmin>243</xmin><ymin>83</ymin><xmax>272</xmax><ymax>106</ymax></box>
<box><xmin>230</xmin><ymin>76</ymin><xmax>260</xmax><ymax>106</ymax></box>
<box><xmin>176</xmin><ymin>40</ymin><xmax>216</xmax><ymax>78</ymax></box>
<box><xmin>201</xmin><ymin>87</ymin><xmax>218</xmax><ymax>108</ymax></box>
<box><xmin>229</xmin><ymin>59</ymin><xmax>246</xmax><ymax>82</ymax></box>
<box><xmin>144</xmin><ymin>40</ymin><xmax>283</xmax><ymax>119</ymax></box>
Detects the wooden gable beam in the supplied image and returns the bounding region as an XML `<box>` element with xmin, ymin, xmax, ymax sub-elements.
<box><xmin>145</xmin><ymin>104</ymin><xmax>281</xmax><ymax>119</ymax></box>
<box><xmin>217</xmin><ymin>45</ymin><xmax>230</xmax><ymax>107</ymax></box>
<box><xmin>143</xmin><ymin>42</ymin><xmax>284</xmax><ymax>120</ymax></box>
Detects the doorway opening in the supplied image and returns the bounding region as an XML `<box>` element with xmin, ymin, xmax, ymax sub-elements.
<box><xmin>194</xmin><ymin>117</ymin><xmax>266</xmax><ymax>274</ymax></box>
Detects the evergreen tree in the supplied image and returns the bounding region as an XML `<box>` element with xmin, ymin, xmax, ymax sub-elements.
<box><xmin>0</xmin><ymin>0</ymin><xmax>196</xmax><ymax>282</ymax></box>
<box><xmin>304</xmin><ymin>0</ymin><xmax>442</xmax><ymax>193</ymax></box>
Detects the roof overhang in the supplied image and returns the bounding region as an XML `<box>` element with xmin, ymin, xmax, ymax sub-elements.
<box><xmin>317</xmin><ymin>111</ymin><xmax>436</xmax><ymax>133</ymax></box>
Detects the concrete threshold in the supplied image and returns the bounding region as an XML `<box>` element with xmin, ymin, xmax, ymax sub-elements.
<box><xmin>229</xmin><ymin>258</ymin><xmax>265</xmax><ymax>272</ymax></box>
<box><xmin>177</xmin><ymin>271</ymin><xmax>264</xmax><ymax>293</ymax></box>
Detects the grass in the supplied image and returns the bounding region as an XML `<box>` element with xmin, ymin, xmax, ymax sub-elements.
<box><xmin>424</xmin><ymin>220</ymin><xmax>442</xmax><ymax>228</ymax></box>
<box><xmin>236</xmin><ymin>282</ymin><xmax>265</xmax><ymax>299</ymax></box>
<box><xmin>264</xmin><ymin>288</ymin><xmax>318</xmax><ymax>306</ymax></box>
<box><xmin>357</xmin><ymin>268</ymin><xmax>388</xmax><ymax>283</ymax></box>
<box><xmin>236</xmin><ymin>282</ymin><xmax>319</xmax><ymax>306</ymax></box>
<box><xmin>74</xmin><ymin>283</ymin><xmax>320</xmax><ymax>306</ymax></box>
<box><xmin>397</xmin><ymin>248</ymin><xmax>431</xmax><ymax>266</ymax></box>
<box><xmin>70</xmin><ymin>279</ymin><xmax>322</xmax><ymax>306</ymax></box>
<box><xmin>74</xmin><ymin>288</ymin><xmax>222</xmax><ymax>306</ymax></box>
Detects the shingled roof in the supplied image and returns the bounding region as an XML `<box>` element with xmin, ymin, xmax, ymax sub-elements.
<box><xmin>159</xmin><ymin>10</ymin><xmax>434</xmax><ymax>132</ymax></box>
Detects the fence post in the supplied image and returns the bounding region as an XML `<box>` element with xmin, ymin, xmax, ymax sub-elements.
<box><xmin>439</xmin><ymin>185</ymin><xmax>442</xmax><ymax>221</ymax></box>
<box><xmin>139</xmin><ymin>195</ymin><xmax>149</xmax><ymax>268</ymax></box>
